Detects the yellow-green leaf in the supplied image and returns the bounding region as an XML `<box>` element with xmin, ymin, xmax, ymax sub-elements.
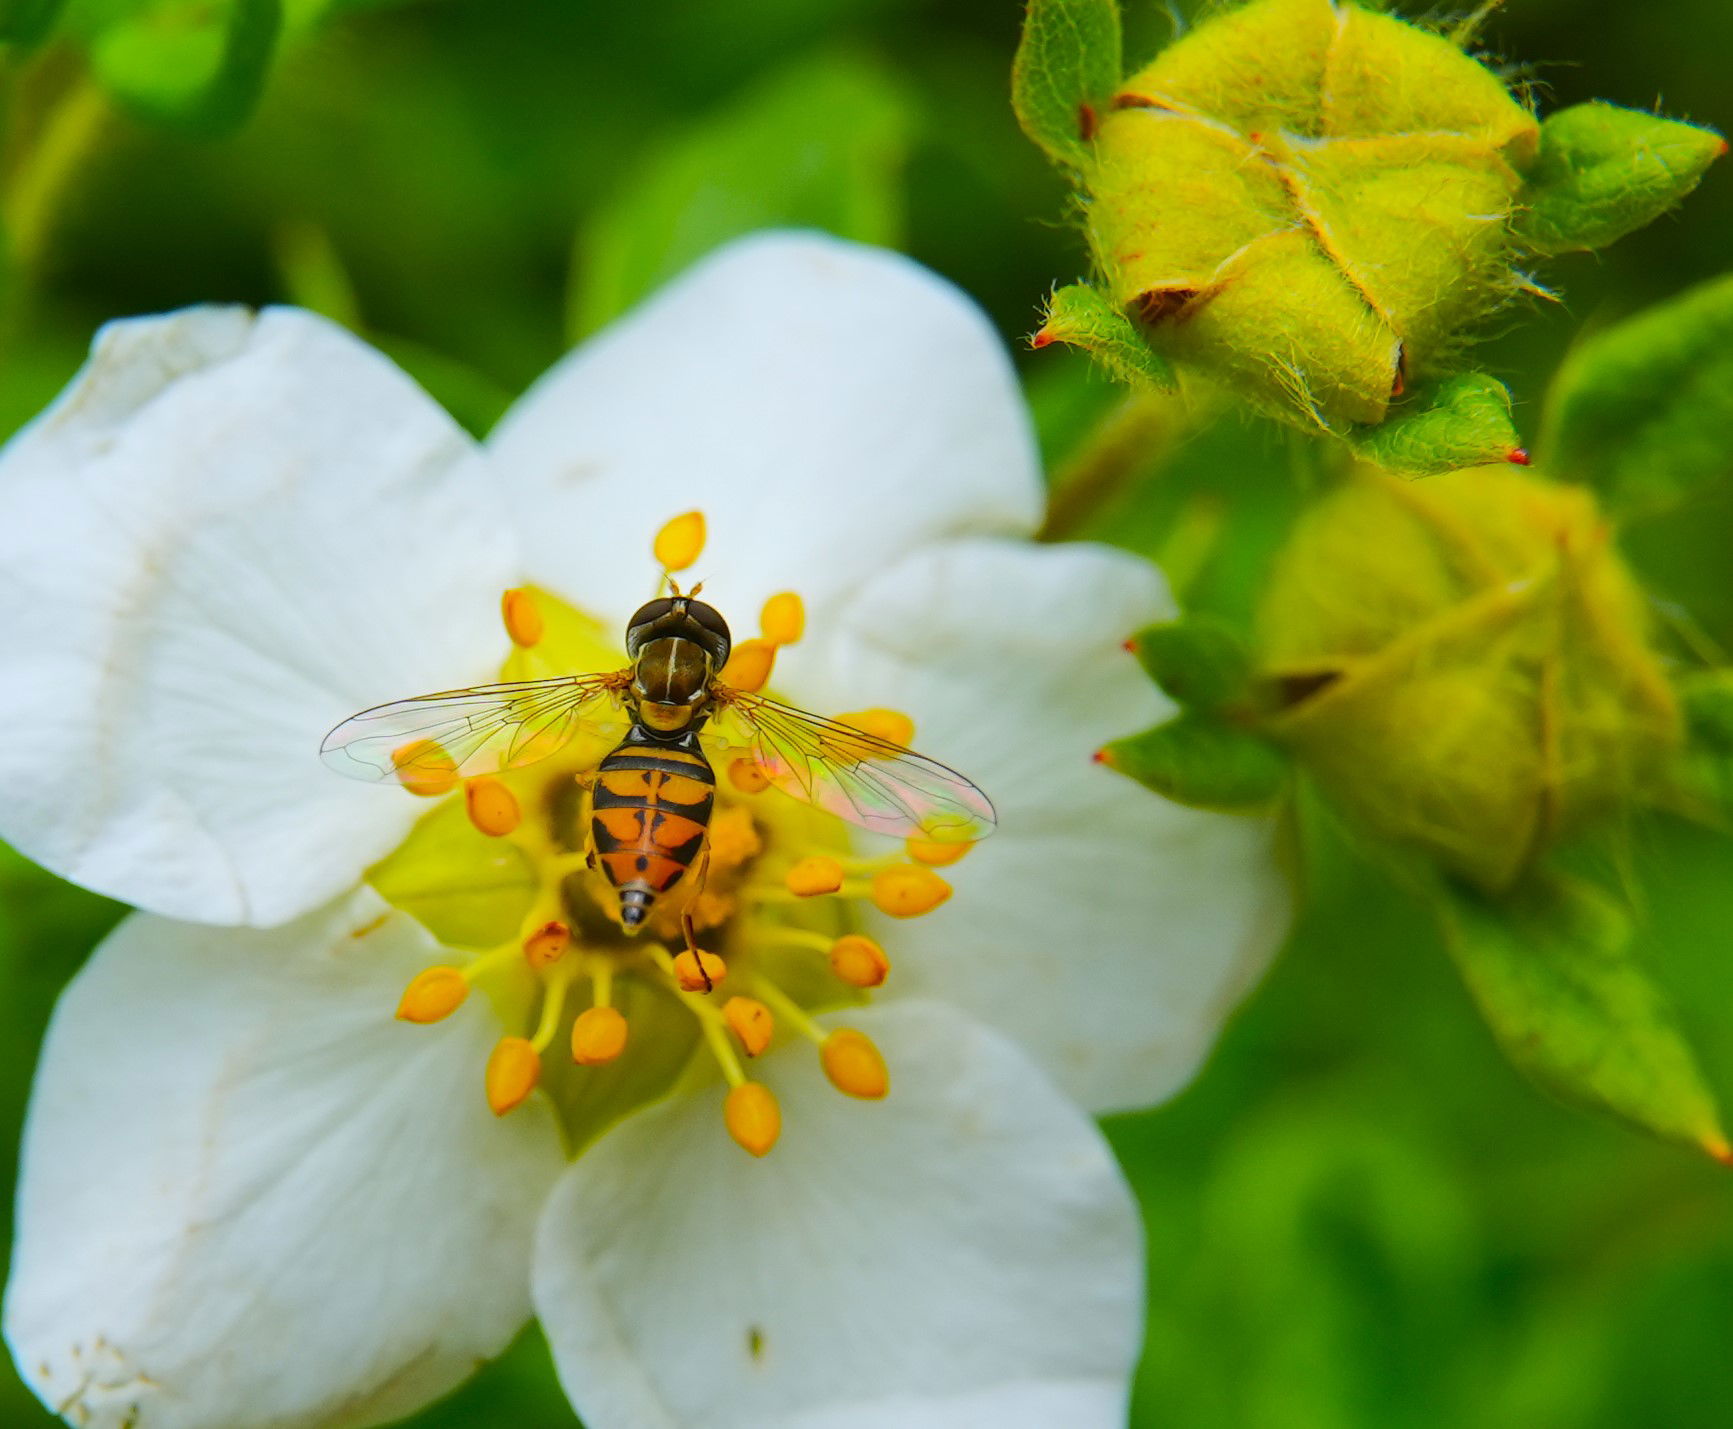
<box><xmin>1012</xmin><ymin>0</ymin><xmax>1122</xmax><ymax>169</ymax></box>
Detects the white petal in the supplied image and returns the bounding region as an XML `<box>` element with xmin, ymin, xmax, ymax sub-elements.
<box><xmin>5</xmin><ymin>891</ymin><xmax>564</xmax><ymax>1429</ymax></box>
<box><xmin>487</xmin><ymin>232</ymin><xmax>1041</xmax><ymax>639</ymax></box>
<box><xmin>0</xmin><ymin>307</ymin><xmax>517</xmax><ymax>926</ymax></box>
<box><xmin>806</xmin><ymin>537</ymin><xmax>1292</xmax><ymax>1113</ymax></box>
<box><xmin>532</xmin><ymin>1001</ymin><xmax>1141</xmax><ymax>1429</ymax></box>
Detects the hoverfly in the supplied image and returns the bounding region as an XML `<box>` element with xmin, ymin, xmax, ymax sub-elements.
<box><xmin>321</xmin><ymin>588</ymin><xmax>996</xmax><ymax>935</ymax></box>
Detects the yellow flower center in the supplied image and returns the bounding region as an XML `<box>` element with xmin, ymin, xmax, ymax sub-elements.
<box><xmin>368</xmin><ymin>518</ymin><xmax>966</xmax><ymax>1156</ymax></box>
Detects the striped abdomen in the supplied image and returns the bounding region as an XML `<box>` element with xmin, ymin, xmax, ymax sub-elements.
<box><xmin>589</xmin><ymin>734</ymin><xmax>715</xmax><ymax>930</ymax></box>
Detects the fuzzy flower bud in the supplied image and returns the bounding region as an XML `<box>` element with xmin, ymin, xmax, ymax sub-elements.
<box><xmin>1254</xmin><ymin>463</ymin><xmax>1681</xmax><ymax>890</ymax></box>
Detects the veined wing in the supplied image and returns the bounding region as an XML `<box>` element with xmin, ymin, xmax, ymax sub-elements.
<box><xmin>711</xmin><ymin>685</ymin><xmax>996</xmax><ymax>843</ymax></box>
<box><xmin>321</xmin><ymin>671</ymin><xmax>632</xmax><ymax>785</ymax></box>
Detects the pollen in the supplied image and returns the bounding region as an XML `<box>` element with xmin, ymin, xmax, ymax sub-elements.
<box><xmin>571</xmin><ymin>1005</ymin><xmax>629</xmax><ymax>1065</ymax></box>
<box><xmin>723</xmin><ymin>996</ymin><xmax>775</xmax><ymax>1057</ymax></box>
<box><xmin>707</xmin><ymin>804</ymin><xmax>763</xmax><ymax>868</ymax></box>
<box><xmin>465</xmin><ymin>777</ymin><xmax>522</xmax><ymax>837</ymax></box>
<box><xmin>500</xmin><ymin>587</ymin><xmax>545</xmax><ymax>647</ymax></box>
<box><xmin>828</xmin><ymin>934</ymin><xmax>889</xmax><ymax>988</ymax></box>
<box><xmin>907</xmin><ymin>836</ymin><xmax>971</xmax><ymax>867</ymax></box>
<box><xmin>727</xmin><ymin>757</ymin><xmax>771</xmax><ymax>794</ymax></box>
<box><xmin>654</xmin><ymin>510</ymin><xmax>707</xmax><ymax>573</ymax></box>
<box><xmin>395</xmin><ymin>966</ymin><xmax>469</xmax><ymax>1023</ymax></box>
<box><xmin>522</xmin><ymin>920</ymin><xmax>572</xmax><ymax>967</ymax></box>
<box><xmin>674</xmin><ymin>947</ymin><xmax>727</xmax><ymax>992</ymax></box>
<box><xmin>760</xmin><ymin>591</ymin><xmax>805</xmax><ymax>646</ymax></box>
<box><xmin>485</xmin><ymin>1036</ymin><xmax>541</xmax><ymax>1115</ymax></box>
<box><xmin>821</xmin><ymin>1028</ymin><xmax>889</xmax><ymax>1100</ymax></box>
<box><xmin>838</xmin><ymin>707</ymin><xmax>915</xmax><ymax>747</ymax></box>
<box><xmin>871</xmin><ymin>865</ymin><xmax>952</xmax><ymax>917</ymax></box>
<box><xmin>720</xmin><ymin>638</ymin><xmax>777</xmax><ymax>693</ymax></box>
<box><xmin>724</xmin><ymin>1081</ymin><xmax>782</xmax><ymax>1156</ymax></box>
<box><xmin>785</xmin><ymin>855</ymin><xmax>845</xmax><ymax>897</ymax></box>
<box><xmin>391</xmin><ymin>738</ymin><xmax>459</xmax><ymax>797</ymax></box>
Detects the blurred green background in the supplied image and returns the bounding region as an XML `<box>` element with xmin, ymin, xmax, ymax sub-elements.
<box><xmin>3</xmin><ymin>1</ymin><xmax>1732</xmax><ymax>1425</ymax></box>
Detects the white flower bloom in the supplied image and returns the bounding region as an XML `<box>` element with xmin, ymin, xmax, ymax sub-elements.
<box><xmin>0</xmin><ymin>233</ymin><xmax>1290</xmax><ymax>1429</ymax></box>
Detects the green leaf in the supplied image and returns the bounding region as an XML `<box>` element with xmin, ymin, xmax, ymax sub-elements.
<box><xmin>1012</xmin><ymin>0</ymin><xmax>1122</xmax><ymax>169</ymax></box>
<box><xmin>89</xmin><ymin>0</ymin><xmax>282</xmax><ymax>135</ymax></box>
<box><xmin>1101</xmin><ymin>713</ymin><xmax>1288</xmax><ymax>811</ymax></box>
<box><xmin>1436</xmin><ymin>874</ymin><xmax>1730</xmax><ymax>1159</ymax></box>
<box><xmin>1127</xmin><ymin>615</ymin><xmax>1253</xmax><ymax>712</ymax></box>
<box><xmin>1347</xmin><ymin>372</ymin><xmax>1522</xmax><ymax>477</ymax></box>
<box><xmin>1034</xmin><ymin>282</ymin><xmax>1174</xmax><ymax>389</ymax></box>
<box><xmin>1516</xmin><ymin>102</ymin><xmax>1724</xmax><ymax>256</ymax></box>
<box><xmin>0</xmin><ymin>0</ymin><xmax>68</xmax><ymax>44</ymax></box>
<box><xmin>1680</xmin><ymin>669</ymin><xmax>1733</xmax><ymax>754</ymax></box>
<box><xmin>569</xmin><ymin>54</ymin><xmax>912</xmax><ymax>340</ymax></box>
<box><xmin>1541</xmin><ymin>273</ymin><xmax>1733</xmax><ymax>516</ymax></box>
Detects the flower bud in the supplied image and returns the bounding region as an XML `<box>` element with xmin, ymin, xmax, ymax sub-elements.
<box><xmin>1256</xmin><ymin>464</ymin><xmax>1681</xmax><ymax>889</ymax></box>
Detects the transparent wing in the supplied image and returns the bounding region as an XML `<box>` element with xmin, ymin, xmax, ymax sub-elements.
<box><xmin>711</xmin><ymin>686</ymin><xmax>996</xmax><ymax>842</ymax></box>
<box><xmin>321</xmin><ymin>671</ymin><xmax>632</xmax><ymax>785</ymax></box>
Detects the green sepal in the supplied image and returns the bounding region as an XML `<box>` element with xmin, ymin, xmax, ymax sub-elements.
<box><xmin>90</xmin><ymin>0</ymin><xmax>282</xmax><ymax>135</ymax></box>
<box><xmin>1127</xmin><ymin>616</ymin><xmax>1253</xmax><ymax>712</ymax></box>
<box><xmin>1346</xmin><ymin>372</ymin><xmax>1521</xmax><ymax>477</ymax></box>
<box><xmin>1435</xmin><ymin>872</ymin><xmax>1730</xmax><ymax>1159</ymax></box>
<box><xmin>367</xmin><ymin>799</ymin><xmax>537</xmax><ymax>952</ymax></box>
<box><xmin>1516</xmin><ymin>102</ymin><xmax>1724</xmax><ymax>256</ymax></box>
<box><xmin>0</xmin><ymin>0</ymin><xmax>67</xmax><ymax>45</ymax></box>
<box><xmin>1011</xmin><ymin>0</ymin><xmax>1122</xmax><ymax>170</ymax></box>
<box><xmin>1541</xmin><ymin>272</ymin><xmax>1733</xmax><ymax>517</ymax></box>
<box><xmin>1035</xmin><ymin>283</ymin><xmax>1174</xmax><ymax>389</ymax></box>
<box><xmin>1101</xmin><ymin>713</ymin><xmax>1288</xmax><ymax>811</ymax></box>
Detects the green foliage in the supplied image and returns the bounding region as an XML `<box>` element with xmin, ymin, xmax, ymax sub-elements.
<box><xmin>1127</xmin><ymin>615</ymin><xmax>1253</xmax><ymax>711</ymax></box>
<box><xmin>568</xmin><ymin>55</ymin><xmax>912</xmax><ymax>340</ymax></box>
<box><xmin>1517</xmin><ymin>102</ymin><xmax>1725</xmax><ymax>256</ymax></box>
<box><xmin>1010</xmin><ymin>0</ymin><xmax>1121</xmax><ymax>169</ymax></box>
<box><xmin>1102</xmin><ymin>713</ymin><xmax>1288</xmax><ymax>811</ymax></box>
<box><xmin>1436</xmin><ymin>873</ymin><xmax>1729</xmax><ymax>1158</ymax></box>
<box><xmin>1034</xmin><ymin>282</ymin><xmax>1174</xmax><ymax>388</ymax></box>
<box><xmin>82</xmin><ymin>0</ymin><xmax>283</xmax><ymax>135</ymax></box>
<box><xmin>0</xmin><ymin>0</ymin><xmax>67</xmax><ymax>45</ymax></box>
<box><xmin>1542</xmin><ymin>272</ymin><xmax>1733</xmax><ymax>517</ymax></box>
<box><xmin>1346</xmin><ymin>372</ymin><xmax>1522</xmax><ymax>477</ymax></box>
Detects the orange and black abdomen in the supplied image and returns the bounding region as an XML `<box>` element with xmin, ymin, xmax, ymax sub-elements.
<box><xmin>590</xmin><ymin>736</ymin><xmax>715</xmax><ymax>929</ymax></box>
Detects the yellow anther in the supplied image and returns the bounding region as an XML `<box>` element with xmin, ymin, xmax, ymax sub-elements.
<box><xmin>723</xmin><ymin>996</ymin><xmax>775</xmax><ymax>1057</ymax></box>
<box><xmin>785</xmin><ymin>855</ymin><xmax>845</xmax><ymax>897</ymax></box>
<box><xmin>720</xmin><ymin>638</ymin><xmax>776</xmax><ymax>693</ymax></box>
<box><xmin>571</xmin><ymin>1005</ymin><xmax>629</xmax><ymax>1065</ymax></box>
<box><xmin>907</xmin><ymin>836</ymin><xmax>972</xmax><ymax>867</ymax></box>
<box><xmin>674</xmin><ymin>947</ymin><xmax>727</xmax><ymax>992</ymax></box>
<box><xmin>500</xmin><ymin>587</ymin><xmax>544</xmax><ymax>647</ymax></box>
<box><xmin>707</xmin><ymin>805</ymin><xmax>763</xmax><ymax>868</ymax></box>
<box><xmin>838</xmin><ymin>707</ymin><xmax>915</xmax><ymax>747</ymax></box>
<box><xmin>485</xmin><ymin>1036</ymin><xmax>541</xmax><ymax>1115</ymax></box>
<box><xmin>828</xmin><ymin>934</ymin><xmax>890</xmax><ymax>989</ymax></box>
<box><xmin>871</xmin><ymin>865</ymin><xmax>952</xmax><ymax>918</ymax></box>
<box><xmin>395</xmin><ymin>966</ymin><xmax>469</xmax><ymax>1023</ymax></box>
<box><xmin>391</xmin><ymin>738</ymin><xmax>459</xmax><ymax>798</ymax></box>
<box><xmin>727</xmin><ymin>756</ymin><xmax>772</xmax><ymax>794</ymax></box>
<box><xmin>724</xmin><ymin>1082</ymin><xmax>782</xmax><ymax>1157</ymax></box>
<box><xmin>821</xmin><ymin>1028</ymin><xmax>890</xmax><ymax>1100</ymax></box>
<box><xmin>522</xmin><ymin>920</ymin><xmax>572</xmax><ymax>968</ymax></box>
<box><xmin>654</xmin><ymin>510</ymin><xmax>707</xmax><ymax>572</ymax></box>
<box><xmin>464</xmin><ymin>776</ymin><xmax>521</xmax><ymax>837</ymax></box>
<box><xmin>760</xmin><ymin>591</ymin><xmax>805</xmax><ymax>646</ymax></box>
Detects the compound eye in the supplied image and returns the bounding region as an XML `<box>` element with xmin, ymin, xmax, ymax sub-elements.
<box><xmin>628</xmin><ymin>598</ymin><xmax>676</xmax><ymax>628</ymax></box>
<box><xmin>688</xmin><ymin>600</ymin><xmax>732</xmax><ymax>646</ymax></box>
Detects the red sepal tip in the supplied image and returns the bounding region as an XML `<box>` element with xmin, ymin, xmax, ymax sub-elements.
<box><xmin>1091</xmin><ymin>748</ymin><xmax>1111</xmax><ymax>765</ymax></box>
<box><xmin>1507</xmin><ymin>448</ymin><xmax>1531</xmax><ymax>466</ymax></box>
<box><xmin>1030</xmin><ymin>330</ymin><xmax>1054</xmax><ymax>350</ymax></box>
<box><xmin>1121</xmin><ymin>638</ymin><xmax>1137</xmax><ymax>653</ymax></box>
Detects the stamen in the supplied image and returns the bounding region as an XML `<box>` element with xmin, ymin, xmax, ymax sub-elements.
<box><xmin>726</xmin><ymin>757</ymin><xmax>771</xmax><ymax>794</ymax></box>
<box><xmin>720</xmin><ymin>638</ymin><xmax>777</xmax><ymax>692</ymax></box>
<box><xmin>821</xmin><ymin>1028</ymin><xmax>890</xmax><ymax>1100</ymax></box>
<box><xmin>530</xmin><ymin>964</ymin><xmax>576</xmax><ymax>1053</ymax></box>
<box><xmin>395</xmin><ymin>966</ymin><xmax>469</xmax><ymax>1023</ymax></box>
<box><xmin>501</xmin><ymin>588</ymin><xmax>545</xmax><ymax>647</ymax></box>
<box><xmin>485</xmin><ymin>1036</ymin><xmax>541</xmax><ymax>1115</ymax></box>
<box><xmin>522</xmin><ymin>919</ymin><xmax>572</xmax><ymax>968</ymax></box>
<box><xmin>571</xmin><ymin>1005</ymin><xmax>629</xmax><ymax>1065</ymax></box>
<box><xmin>723</xmin><ymin>996</ymin><xmax>775</xmax><ymax>1057</ymax></box>
<box><xmin>723</xmin><ymin>1082</ymin><xmax>782</xmax><ymax>1157</ymax></box>
<box><xmin>392</xmin><ymin>738</ymin><xmax>459</xmax><ymax>798</ymax></box>
<box><xmin>785</xmin><ymin>855</ymin><xmax>845</xmax><ymax>897</ymax></box>
<box><xmin>673</xmin><ymin>947</ymin><xmax>727</xmax><ymax>992</ymax></box>
<box><xmin>907</xmin><ymin>836</ymin><xmax>972</xmax><ymax>868</ymax></box>
<box><xmin>828</xmin><ymin>934</ymin><xmax>890</xmax><ymax>988</ymax></box>
<box><xmin>760</xmin><ymin>592</ymin><xmax>805</xmax><ymax>646</ymax></box>
<box><xmin>871</xmin><ymin>865</ymin><xmax>953</xmax><ymax>917</ymax></box>
<box><xmin>465</xmin><ymin>777</ymin><xmax>522</xmax><ymax>837</ymax></box>
<box><xmin>654</xmin><ymin>510</ymin><xmax>707</xmax><ymax>572</ymax></box>
<box><xmin>838</xmin><ymin>707</ymin><xmax>915</xmax><ymax>747</ymax></box>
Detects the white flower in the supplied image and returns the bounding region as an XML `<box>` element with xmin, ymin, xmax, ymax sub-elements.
<box><xmin>0</xmin><ymin>233</ymin><xmax>1289</xmax><ymax>1429</ymax></box>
